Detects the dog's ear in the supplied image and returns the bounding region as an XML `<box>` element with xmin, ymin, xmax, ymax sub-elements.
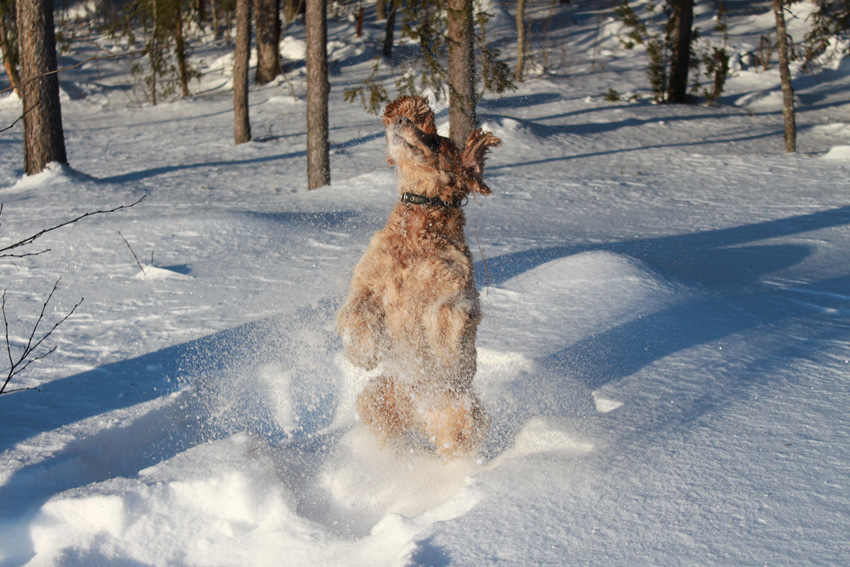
<box><xmin>462</xmin><ymin>129</ymin><xmax>501</xmax><ymax>195</ymax></box>
<box><xmin>382</xmin><ymin>95</ymin><xmax>437</xmax><ymax>135</ymax></box>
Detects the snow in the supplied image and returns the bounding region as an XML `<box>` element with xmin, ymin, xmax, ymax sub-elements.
<box><xmin>2</xmin><ymin>1</ymin><xmax>850</xmax><ymax>565</ymax></box>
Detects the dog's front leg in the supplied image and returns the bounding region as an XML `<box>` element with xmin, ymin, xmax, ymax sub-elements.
<box><xmin>423</xmin><ymin>293</ymin><xmax>480</xmax><ymax>385</ymax></box>
<box><xmin>337</xmin><ymin>288</ymin><xmax>388</xmax><ymax>370</ymax></box>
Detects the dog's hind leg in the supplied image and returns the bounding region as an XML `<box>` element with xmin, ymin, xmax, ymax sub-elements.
<box><xmin>356</xmin><ymin>374</ymin><xmax>414</xmax><ymax>446</ymax></box>
<box><xmin>419</xmin><ymin>389</ymin><xmax>489</xmax><ymax>459</ymax></box>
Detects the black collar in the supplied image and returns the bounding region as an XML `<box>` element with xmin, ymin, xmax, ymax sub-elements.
<box><xmin>400</xmin><ymin>192</ymin><xmax>464</xmax><ymax>209</ymax></box>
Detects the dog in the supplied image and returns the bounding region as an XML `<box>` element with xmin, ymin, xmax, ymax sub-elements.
<box><xmin>337</xmin><ymin>95</ymin><xmax>501</xmax><ymax>459</ymax></box>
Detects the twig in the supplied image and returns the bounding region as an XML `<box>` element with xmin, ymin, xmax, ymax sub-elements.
<box><xmin>1</xmin><ymin>280</ymin><xmax>83</xmax><ymax>395</ymax></box>
<box><xmin>1</xmin><ymin>50</ymin><xmax>146</xmax><ymax>134</ymax></box>
<box><xmin>0</xmin><ymin>196</ymin><xmax>147</xmax><ymax>259</ymax></box>
<box><xmin>118</xmin><ymin>230</ymin><xmax>147</xmax><ymax>275</ymax></box>
<box><xmin>0</xmin><ymin>97</ymin><xmax>41</xmax><ymax>135</ymax></box>
<box><xmin>0</xmin><ymin>50</ymin><xmax>147</xmax><ymax>96</ymax></box>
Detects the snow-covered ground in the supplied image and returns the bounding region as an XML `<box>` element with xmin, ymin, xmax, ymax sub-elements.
<box><xmin>2</xmin><ymin>1</ymin><xmax>850</xmax><ymax>565</ymax></box>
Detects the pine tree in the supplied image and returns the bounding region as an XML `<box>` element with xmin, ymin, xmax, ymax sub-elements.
<box><xmin>17</xmin><ymin>0</ymin><xmax>67</xmax><ymax>174</ymax></box>
<box><xmin>447</xmin><ymin>0</ymin><xmax>476</xmax><ymax>146</ymax></box>
<box><xmin>802</xmin><ymin>0</ymin><xmax>850</xmax><ymax>70</ymax></box>
<box><xmin>233</xmin><ymin>0</ymin><xmax>251</xmax><ymax>144</ymax></box>
<box><xmin>667</xmin><ymin>0</ymin><xmax>694</xmax><ymax>103</ymax></box>
<box><xmin>514</xmin><ymin>0</ymin><xmax>527</xmax><ymax>82</ymax></box>
<box><xmin>254</xmin><ymin>0</ymin><xmax>281</xmax><ymax>84</ymax></box>
<box><xmin>0</xmin><ymin>0</ymin><xmax>20</xmax><ymax>98</ymax></box>
<box><xmin>126</xmin><ymin>0</ymin><xmax>199</xmax><ymax>103</ymax></box>
<box><xmin>774</xmin><ymin>0</ymin><xmax>796</xmax><ymax>152</ymax></box>
<box><xmin>305</xmin><ymin>0</ymin><xmax>329</xmax><ymax>189</ymax></box>
<box><xmin>344</xmin><ymin>0</ymin><xmax>514</xmax><ymax>124</ymax></box>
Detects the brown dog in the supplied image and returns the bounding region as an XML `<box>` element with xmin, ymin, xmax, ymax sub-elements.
<box><xmin>337</xmin><ymin>95</ymin><xmax>501</xmax><ymax>459</ymax></box>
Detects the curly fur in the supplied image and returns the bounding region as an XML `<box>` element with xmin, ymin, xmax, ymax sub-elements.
<box><xmin>337</xmin><ymin>95</ymin><xmax>501</xmax><ymax>459</ymax></box>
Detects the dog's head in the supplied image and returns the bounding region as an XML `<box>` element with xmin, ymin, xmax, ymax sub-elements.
<box><xmin>382</xmin><ymin>96</ymin><xmax>501</xmax><ymax>201</ymax></box>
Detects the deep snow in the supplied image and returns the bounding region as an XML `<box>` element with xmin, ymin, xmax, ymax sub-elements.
<box><xmin>1</xmin><ymin>0</ymin><xmax>850</xmax><ymax>565</ymax></box>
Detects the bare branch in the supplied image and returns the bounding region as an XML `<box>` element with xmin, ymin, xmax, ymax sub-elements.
<box><xmin>1</xmin><ymin>50</ymin><xmax>146</xmax><ymax>134</ymax></box>
<box><xmin>0</xmin><ymin>196</ymin><xmax>147</xmax><ymax>259</ymax></box>
<box><xmin>0</xmin><ymin>97</ymin><xmax>41</xmax><ymax>135</ymax></box>
<box><xmin>118</xmin><ymin>230</ymin><xmax>147</xmax><ymax>275</ymax></box>
<box><xmin>1</xmin><ymin>280</ymin><xmax>84</xmax><ymax>395</ymax></box>
<box><xmin>0</xmin><ymin>50</ymin><xmax>147</xmax><ymax>96</ymax></box>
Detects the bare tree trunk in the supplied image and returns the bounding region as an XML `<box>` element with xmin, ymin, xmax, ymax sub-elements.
<box><xmin>233</xmin><ymin>0</ymin><xmax>251</xmax><ymax>144</ymax></box>
<box><xmin>150</xmin><ymin>0</ymin><xmax>158</xmax><ymax>105</ymax></box>
<box><xmin>211</xmin><ymin>0</ymin><xmax>221</xmax><ymax>39</ymax></box>
<box><xmin>446</xmin><ymin>0</ymin><xmax>476</xmax><ymax>148</ymax></box>
<box><xmin>284</xmin><ymin>0</ymin><xmax>303</xmax><ymax>25</ymax></box>
<box><xmin>305</xmin><ymin>0</ymin><xmax>329</xmax><ymax>189</ymax></box>
<box><xmin>376</xmin><ymin>0</ymin><xmax>386</xmax><ymax>21</ymax></box>
<box><xmin>255</xmin><ymin>0</ymin><xmax>281</xmax><ymax>84</ymax></box>
<box><xmin>356</xmin><ymin>5</ymin><xmax>364</xmax><ymax>37</ymax></box>
<box><xmin>0</xmin><ymin>9</ymin><xmax>21</xmax><ymax>98</ymax></box>
<box><xmin>17</xmin><ymin>0</ymin><xmax>67</xmax><ymax>175</ymax></box>
<box><xmin>773</xmin><ymin>0</ymin><xmax>796</xmax><ymax>153</ymax></box>
<box><xmin>176</xmin><ymin>6</ymin><xmax>190</xmax><ymax>97</ymax></box>
<box><xmin>514</xmin><ymin>0</ymin><xmax>527</xmax><ymax>82</ymax></box>
<box><xmin>382</xmin><ymin>0</ymin><xmax>396</xmax><ymax>58</ymax></box>
<box><xmin>667</xmin><ymin>0</ymin><xmax>694</xmax><ymax>103</ymax></box>
<box><xmin>197</xmin><ymin>0</ymin><xmax>206</xmax><ymax>25</ymax></box>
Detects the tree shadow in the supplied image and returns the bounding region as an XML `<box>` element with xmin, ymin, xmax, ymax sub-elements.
<box><xmin>476</xmin><ymin>205</ymin><xmax>850</xmax><ymax>395</ymax></box>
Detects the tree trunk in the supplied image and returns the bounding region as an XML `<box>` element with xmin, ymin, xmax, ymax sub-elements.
<box><xmin>446</xmin><ymin>0</ymin><xmax>476</xmax><ymax>148</ymax></box>
<box><xmin>254</xmin><ymin>0</ymin><xmax>281</xmax><ymax>84</ymax></box>
<box><xmin>356</xmin><ymin>5</ymin><xmax>364</xmax><ymax>37</ymax></box>
<box><xmin>382</xmin><ymin>0</ymin><xmax>396</xmax><ymax>58</ymax></box>
<box><xmin>211</xmin><ymin>0</ymin><xmax>221</xmax><ymax>39</ymax></box>
<box><xmin>0</xmin><ymin>10</ymin><xmax>21</xmax><ymax>98</ymax></box>
<box><xmin>284</xmin><ymin>0</ymin><xmax>303</xmax><ymax>25</ymax></box>
<box><xmin>514</xmin><ymin>0</ymin><xmax>527</xmax><ymax>82</ymax></box>
<box><xmin>197</xmin><ymin>0</ymin><xmax>206</xmax><ymax>25</ymax></box>
<box><xmin>773</xmin><ymin>0</ymin><xmax>796</xmax><ymax>153</ymax></box>
<box><xmin>305</xmin><ymin>0</ymin><xmax>329</xmax><ymax>189</ymax></box>
<box><xmin>176</xmin><ymin>6</ymin><xmax>190</xmax><ymax>97</ymax></box>
<box><xmin>233</xmin><ymin>0</ymin><xmax>251</xmax><ymax>144</ymax></box>
<box><xmin>376</xmin><ymin>0</ymin><xmax>386</xmax><ymax>21</ymax></box>
<box><xmin>667</xmin><ymin>0</ymin><xmax>694</xmax><ymax>103</ymax></box>
<box><xmin>17</xmin><ymin>0</ymin><xmax>67</xmax><ymax>175</ymax></box>
<box><xmin>150</xmin><ymin>0</ymin><xmax>158</xmax><ymax>105</ymax></box>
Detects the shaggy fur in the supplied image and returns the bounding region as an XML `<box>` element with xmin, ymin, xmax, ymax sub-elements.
<box><xmin>336</xmin><ymin>95</ymin><xmax>501</xmax><ymax>459</ymax></box>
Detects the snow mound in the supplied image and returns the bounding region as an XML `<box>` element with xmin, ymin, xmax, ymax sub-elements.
<box><xmin>821</xmin><ymin>145</ymin><xmax>850</xmax><ymax>160</ymax></box>
<box><xmin>481</xmin><ymin>250</ymin><xmax>687</xmax><ymax>357</ymax></box>
<box><xmin>4</xmin><ymin>162</ymin><xmax>88</xmax><ymax>193</ymax></box>
<box><xmin>281</xmin><ymin>36</ymin><xmax>307</xmax><ymax>61</ymax></box>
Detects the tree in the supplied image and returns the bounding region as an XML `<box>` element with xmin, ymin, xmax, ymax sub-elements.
<box><xmin>446</xmin><ymin>0</ymin><xmax>476</xmax><ymax>147</ymax></box>
<box><xmin>514</xmin><ymin>0</ymin><xmax>527</xmax><ymax>82</ymax></box>
<box><xmin>382</xmin><ymin>0</ymin><xmax>396</xmax><ymax>57</ymax></box>
<box><xmin>802</xmin><ymin>0</ymin><xmax>850</xmax><ymax>70</ymax></box>
<box><xmin>233</xmin><ymin>0</ymin><xmax>251</xmax><ymax>144</ymax></box>
<box><xmin>17</xmin><ymin>0</ymin><xmax>67</xmax><ymax>175</ymax></box>
<box><xmin>254</xmin><ymin>0</ymin><xmax>281</xmax><ymax>84</ymax></box>
<box><xmin>667</xmin><ymin>0</ymin><xmax>694</xmax><ymax>103</ymax></box>
<box><xmin>126</xmin><ymin>0</ymin><xmax>199</xmax><ymax>103</ymax></box>
<box><xmin>0</xmin><ymin>0</ymin><xmax>20</xmax><ymax>98</ymax></box>
<box><xmin>344</xmin><ymin>0</ymin><xmax>513</xmax><ymax>124</ymax></box>
<box><xmin>283</xmin><ymin>0</ymin><xmax>303</xmax><ymax>25</ymax></box>
<box><xmin>305</xmin><ymin>0</ymin><xmax>329</xmax><ymax>189</ymax></box>
<box><xmin>773</xmin><ymin>0</ymin><xmax>796</xmax><ymax>152</ymax></box>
